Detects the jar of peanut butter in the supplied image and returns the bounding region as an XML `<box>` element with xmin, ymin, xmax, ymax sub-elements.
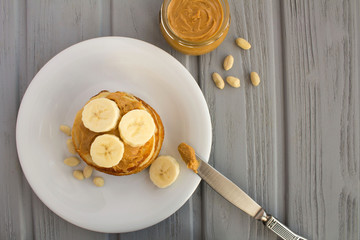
<box><xmin>160</xmin><ymin>0</ymin><xmax>230</xmax><ymax>55</ymax></box>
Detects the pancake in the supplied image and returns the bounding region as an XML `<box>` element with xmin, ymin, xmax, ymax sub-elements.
<box><xmin>71</xmin><ymin>91</ymin><xmax>164</xmax><ymax>176</ymax></box>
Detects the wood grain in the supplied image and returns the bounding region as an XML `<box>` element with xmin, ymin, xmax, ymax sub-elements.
<box><xmin>0</xmin><ymin>0</ymin><xmax>359</xmax><ymax>239</ymax></box>
<box><xmin>0</xmin><ymin>0</ymin><xmax>32</xmax><ymax>239</ymax></box>
<box><xmin>281</xmin><ymin>0</ymin><xmax>360</xmax><ymax>239</ymax></box>
<box><xmin>200</xmin><ymin>0</ymin><xmax>284</xmax><ymax>239</ymax></box>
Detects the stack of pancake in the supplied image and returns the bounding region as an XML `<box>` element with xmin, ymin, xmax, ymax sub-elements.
<box><xmin>71</xmin><ymin>91</ymin><xmax>164</xmax><ymax>176</ymax></box>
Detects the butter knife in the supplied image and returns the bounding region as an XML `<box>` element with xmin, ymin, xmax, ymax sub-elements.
<box><xmin>196</xmin><ymin>156</ymin><xmax>307</xmax><ymax>240</ymax></box>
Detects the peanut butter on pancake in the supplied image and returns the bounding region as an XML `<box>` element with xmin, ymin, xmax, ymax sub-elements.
<box><xmin>72</xmin><ymin>91</ymin><xmax>164</xmax><ymax>176</ymax></box>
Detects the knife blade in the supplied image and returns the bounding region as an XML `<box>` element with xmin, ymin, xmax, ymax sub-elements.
<box><xmin>196</xmin><ymin>156</ymin><xmax>308</xmax><ymax>240</ymax></box>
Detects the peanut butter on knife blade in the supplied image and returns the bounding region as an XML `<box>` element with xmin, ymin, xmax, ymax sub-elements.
<box><xmin>178</xmin><ymin>143</ymin><xmax>199</xmax><ymax>173</ymax></box>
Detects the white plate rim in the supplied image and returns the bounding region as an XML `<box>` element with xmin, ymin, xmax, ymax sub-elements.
<box><xmin>16</xmin><ymin>37</ymin><xmax>212</xmax><ymax>233</ymax></box>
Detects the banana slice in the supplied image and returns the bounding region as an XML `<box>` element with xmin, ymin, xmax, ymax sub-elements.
<box><xmin>90</xmin><ymin>134</ymin><xmax>124</xmax><ymax>168</ymax></box>
<box><xmin>149</xmin><ymin>156</ymin><xmax>180</xmax><ymax>188</ymax></box>
<box><xmin>82</xmin><ymin>98</ymin><xmax>120</xmax><ymax>133</ymax></box>
<box><xmin>119</xmin><ymin>109</ymin><xmax>156</xmax><ymax>147</ymax></box>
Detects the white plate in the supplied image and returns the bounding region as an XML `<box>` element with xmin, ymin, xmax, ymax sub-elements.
<box><xmin>16</xmin><ymin>37</ymin><xmax>212</xmax><ymax>233</ymax></box>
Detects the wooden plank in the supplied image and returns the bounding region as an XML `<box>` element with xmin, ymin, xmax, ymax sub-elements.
<box><xmin>281</xmin><ymin>0</ymin><xmax>360</xmax><ymax>239</ymax></box>
<box><xmin>22</xmin><ymin>0</ymin><xmax>111</xmax><ymax>239</ymax></box>
<box><xmin>111</xmin><ymin>0</ymin><xmax>201</xmax><ymax>239</ymax></box>
<box><xmin>0</xmin><ymin>0</ymin><xmax>33</xmax><ymax>239</ymax></box>
<box><xmin>199</xmin><ymin>0</ymin><xmax>283</xmax><ymax>239</ymax></box>
<box><xmin>2</xmin><ymin>0</ymin><xmax>359</xmax><ymax>239</ymax></box>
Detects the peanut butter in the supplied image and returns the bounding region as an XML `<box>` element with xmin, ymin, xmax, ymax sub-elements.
<box><xmin>160</xmin><ymin>0</ymin><xmax>229</xmax><ymax>55</ymax></box>
<box><xmin>178</xmin><ymin>142</ymin><xmax>199</xmax><ymax>173</ymax></box>
<box><xmin>167</xmin><ymin>0</ymin><xmax>224</xmax><ymax>42</ymax></box>
<box><xmin>71</xmin><ymin>91</ymin><xmax>164</xmax><ymax>176</ymax></box>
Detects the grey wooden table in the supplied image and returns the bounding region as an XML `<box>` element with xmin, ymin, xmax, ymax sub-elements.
<box><xmin>1</xmin><ymin>0</ymin><xmax>359</xmax><ymax>239</ymax></box>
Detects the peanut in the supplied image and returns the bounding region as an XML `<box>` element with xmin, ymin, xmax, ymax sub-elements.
<box><xmin>226</xmin><ymin>76</ymin><xmax>241</xmax><ymax>88</ymax></box>
<box><xmin>64</xmin><ymin>157</ymin><xmax>80</xmax><ymax>167</ymax></box>
<box><xmin>250</xmin><ymin>72</ymin><xmax>260</xmax><ymax>86</ymax></box>
<box><xmin>223</xmin><ymin>55</ymin><xmax>234</xmax><ymax>71</ymax></box>
<box><xmin>66</xmin><ymin>138</ymin><xmax>77</xmax><ymax>154</ymax></box>
<box><xmin>212</xmin><ymin>72</ymin><xmax>225</xmax><ymax>89</ymax></box>
<box><xmin>73</xmin><ymin>170</ymin><xmax>84</xmax><ymax>180</ymax></box>
<box><xmin>60</xmin><ymin>125</ymin><xmax>71</xmax><ymax>136</ymax></box>
<box><xmin>83</xmin><ymin>165</ymin><xmax>93</xmax><ymax>179</ymax></box>
<box><xmin>93</xmin><ymin>177</ymin><xmax>105</xmax><ymax>187</ymax></box>
<box><xmin>236</xmin><ymin>38</ymin><xmax>251</xmax><ymax>50</ymax></box>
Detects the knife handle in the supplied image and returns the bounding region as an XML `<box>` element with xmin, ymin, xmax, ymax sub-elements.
<box><xmin>263</xmin><ymin>215</ymin><xmax>307</xmax><ymax>240</ymax></box>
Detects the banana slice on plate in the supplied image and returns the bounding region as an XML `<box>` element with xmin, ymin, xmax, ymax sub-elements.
<box><xmin>149</xmin><ymin>156</ymin><xmax>180</xmax><ymax>188</ymax></box>
<box><xmin>90</xmin><ymin>134</ymin><xmax>124</xmax><ymax>168</ymax></box>
<box><xmin>119</xmin><ymin>109</ymin><xmax>155</xmax><ymax>147</ymax></box>
<box><xmin>82</xmin><ymin>98</ymin><xmax>120</xmax><ymax>133</ymax></box>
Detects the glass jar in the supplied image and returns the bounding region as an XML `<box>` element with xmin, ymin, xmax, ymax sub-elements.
<box><xmin>160</xmin><ymin>0</ymin><xmax>230</xmax><ymax>55</ymax></box>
